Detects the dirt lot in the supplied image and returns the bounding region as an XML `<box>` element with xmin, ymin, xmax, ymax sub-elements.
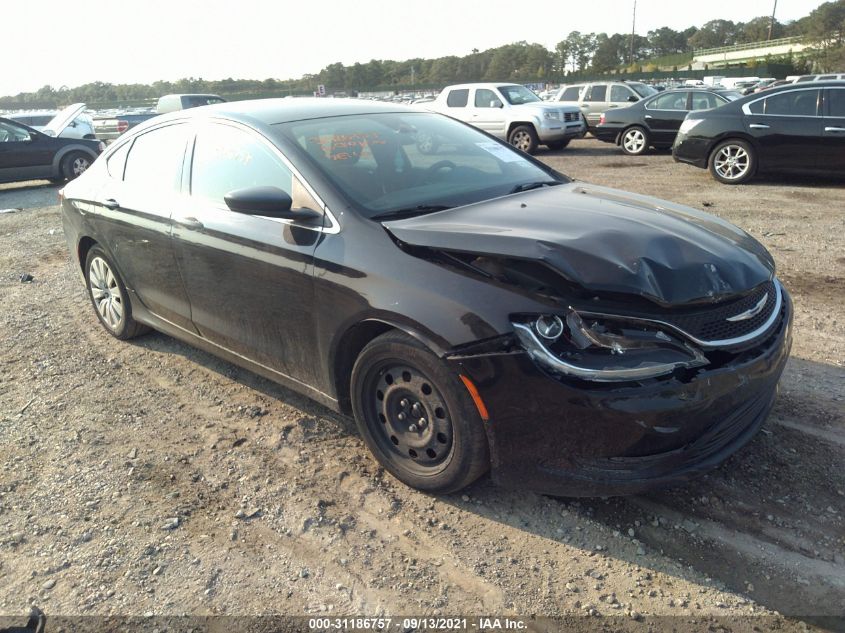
<box><xmin>1</xmin><ymin>138</ymin><xmax>843</xmax><ymax>630</ymax></box>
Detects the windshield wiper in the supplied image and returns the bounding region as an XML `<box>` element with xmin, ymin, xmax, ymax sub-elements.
<box><xmin>371</xmin><ymin>205</ymin><xmax>453</xmax><ymax>222</ymax></box>
<box><xmin>509</xmin><ymin>181</ymin><xmax>562</xmax><ymax>194</ymax></box>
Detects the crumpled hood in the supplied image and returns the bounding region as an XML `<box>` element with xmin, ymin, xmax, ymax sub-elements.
<box><xmin>383</xmin><ymin>183</ymin><xmax>775</xmax><ymax>306</ymax></box>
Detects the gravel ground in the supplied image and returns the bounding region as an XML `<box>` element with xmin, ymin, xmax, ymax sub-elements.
<box><xmin>1</xmin><ymin>137</ymin><xmax>843</xmax><ymax>631</ymax></box>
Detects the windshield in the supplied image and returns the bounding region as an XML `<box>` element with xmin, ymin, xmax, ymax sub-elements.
<box><xmin>629</xmin><ymin>83</ymin><xmax>658</xmax><ymax>98</ymax></box>
<box><xmin>497</xmin><ymin>85</ymin><xmax>542</xmax><ymax>105</ymax></box>
<box><xmin>276</xmin><ymin>112</ymin><xmax>565</xmax><ymax>219</ymax></box>
<box><xmin>720</xmin><ymin>91</ymin><xmax>743</xmax><ymax>101</ymax></box>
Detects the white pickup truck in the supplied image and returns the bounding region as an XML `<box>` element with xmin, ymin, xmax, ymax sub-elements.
<box><xmin>426</xmin><ymin>83</ymin><xmax>584</xmax><ymax>154</ymax></box>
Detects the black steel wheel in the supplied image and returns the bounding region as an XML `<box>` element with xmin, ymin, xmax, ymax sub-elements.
<box><xmin>351</xmin><ymin>331</ymin><xmax>489</xmax><ymax>493</ymax></box>
<box><xmin>84</xmin><ymin>245</ymin><xmax>149</xmax><ymax>340</ymax></box>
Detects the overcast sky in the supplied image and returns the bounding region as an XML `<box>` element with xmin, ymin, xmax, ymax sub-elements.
<box><xmin>3</xmin><ymin>0</ymin><xmax>824</xmax><ymax>96</ymax></box>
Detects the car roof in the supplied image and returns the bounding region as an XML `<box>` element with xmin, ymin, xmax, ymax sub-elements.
<box><xmin>439</xmin><ymin>83</ymin><xmax>522</xmax><ymax>91</ymax></box>
<box><xmin>143</xmin><ymin>98</ymin><xmax>420</xmax><ymax>128</ymax></box>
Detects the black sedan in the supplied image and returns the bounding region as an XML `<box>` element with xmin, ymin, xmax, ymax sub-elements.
<box><xmin>0</xmin><ymin>117</ymin><xmax>104</xmax><ymax>184</ymax></box>
<box><xmin>594</xmin><ymin>89</ymin><xmax>741</xmax><ymax>155</ymax></box>
<box><xmin>673</xmin><ymin>80</ymin><xmax>845</xmax><ymax>183</ymax></box>
<box><xmin>61</xmin><ymin>99</ymin><xmax>792</xmax><ymax>496</ymax></box>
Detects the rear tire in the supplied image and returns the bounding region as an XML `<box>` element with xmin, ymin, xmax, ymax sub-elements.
<box><xmin>84</xmin><ymin>246</ymin><xmax>149</xmax><ymax>340</ymax></box>
<box><xmin>350</xmin><ymin>331</ymin><xmax>489</xmax><ymax>493</ymax></box>
<box><xmin>621</xmin><ymin>126</ymin><xmax>649</xmax><ymax>155</ymax></box>
<box><xmin>708</xmin><ymin>139</ymin><xmax>756</xmax><ymax>184</ymax></box>
<box><xmin>61</xmin><ymin>151</ymin><xmax>93</xmax><ymax>180</ymax></box>
<box><xmin>508</xmin><ymin>125</ymin><xmax>539</xmax><ymax>154</ymax></box>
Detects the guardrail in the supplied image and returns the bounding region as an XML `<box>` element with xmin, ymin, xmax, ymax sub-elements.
<box><xmin>694</xmin><ymin>36</ymin><xmax>807</xmax><ymax>57</ymax></box>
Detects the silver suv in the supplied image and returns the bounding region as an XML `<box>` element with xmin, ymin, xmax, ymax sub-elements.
<box><xmin>427</xmin><ymin>83</ymin><xmax>584</xmax><ymax>153</ymax></box>
<box><xmin>554</xmin><ymin>81</ymin><xmax>658</xmax><ymax>129</ymax></box>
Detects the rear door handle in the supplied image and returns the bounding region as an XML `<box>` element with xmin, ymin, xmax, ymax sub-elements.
<box><xmin>824</xmin><ymin>126</ymin><xmax>845</xmax><ymax>133</ymax></box>
<box><xmin>174</xmin><ymin>216</ymin><xmax>204</xmax><ymax>230</ymax></box>
<box><xmin>103</xmin><ymin>198</ymin><xmax>119</xmax><ymax>210</ymax></box>
<box><xmin>749</xmin><ymin>123</ymin><xmax>770</xmax><ymax>129</ymax></box>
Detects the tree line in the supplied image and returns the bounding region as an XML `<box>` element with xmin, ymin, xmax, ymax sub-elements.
<box><xmin>2</xmin><ymin>1</ymin><xmax>843</xmax><ymax>109</ymax></box>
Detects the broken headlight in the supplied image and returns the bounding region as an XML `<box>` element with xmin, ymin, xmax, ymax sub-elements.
<box><xmin>512</xmin><ymin>311</ymin><xmax>708</xmax><ymax>382</ymax></box>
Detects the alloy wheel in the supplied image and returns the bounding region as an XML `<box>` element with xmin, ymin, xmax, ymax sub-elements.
<box><xmin>88</xmin><ymin>256</ymin><xmax>124</xmax><ymax>331</ymax></box>
<box><xmin>713</xmin><ymin>144</ymin><xmax>750</xmax><ymax>181</ymax></box>
<box><xmin>510</xmin><ymin>130</ymin><xmax>532</xmax><ymax>152</ymax></box>
<box><xmin>623</xmin><ymin>128</ymin><xmax>646</xmax><ymax>154</ymax></box>
<box><xmin>72</xmin><ymin>156</ymin><xmax>91</xmax><ymax>177</ymax></box>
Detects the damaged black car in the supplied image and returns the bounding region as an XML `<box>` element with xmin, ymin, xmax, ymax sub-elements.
<box><xmin>60</xmin><ymin>99</ymin><xmax>792</xmax><ymax>496</ymax></box>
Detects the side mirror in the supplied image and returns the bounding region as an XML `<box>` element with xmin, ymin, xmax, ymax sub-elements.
<box><xmin>224</xmin><ymin>186</ymin><xmax>321</xmax><ymax>222</ymax></box>
<box><xmin>627</xmin><ymin>95</ymin><xmax>639</xmax><ymax>102</ymax></box>
<box><xmin>492</xmin><ymin>100</ymin><xmax>503</xmax><ymax>108</ymax></box>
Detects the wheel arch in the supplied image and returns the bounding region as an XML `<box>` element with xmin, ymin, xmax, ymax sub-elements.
<box><xmin>52</xmin><ymin>145</ymin><xmax>98</xmax><ymax>176</ymax></box>
<box><xmin>77</xmin><ymin>236</ymin><xmax>98</xmax><ymax>273</ymax></box>
<box><xmin>331</xmin><ymin>317</ymin><xmax>450</xmax><ymax>415</ymax></box>
<box><xmin>506</xmin><ymin>121</ymin><xmax>537</xmax><ymax>138</ymax></box>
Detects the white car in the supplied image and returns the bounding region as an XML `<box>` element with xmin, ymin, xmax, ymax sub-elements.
<box><xmin>426</xmin><ymin>83</ymin><xmax>584</xmax><ymax>153</ymax></box>
<box><xmin>4</xmin><ymin>103</ymin><xmax>95</xmax><ymax>139</ymax></box>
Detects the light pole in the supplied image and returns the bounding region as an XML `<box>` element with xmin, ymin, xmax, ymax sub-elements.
<box><xmin>629</xmin><ymin>0</ymin><xmax>637</xmax><ymax>67</ymax></box>
<box><xmin>768</xmin><ymin>0</ymin><xmax>778</xmax><ymax>41</ymax></box>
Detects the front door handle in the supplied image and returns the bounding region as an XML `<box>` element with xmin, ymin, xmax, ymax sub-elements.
<box><xmin>749</xmin><ymin>123</ymin><xmax>770</xmax><ymax>129</ymax></box>
<box><xmin>103</xmin><ymin>198</ymin><xmax>119</xmax><ymax>210</ymax></box>
<box><xmin>825</xmin><ymin>126</ymin><xmax>845</xmax><ymax>133</ymax></box>
<box><xmin>174</xmin><ymin>216</ymin><xmax>204</xmax><ymax>230</ymax></box>
<box><xmin>644</xmin><ymin>114</ymin><xmax>653</xmax><ymax>119</ymax></box>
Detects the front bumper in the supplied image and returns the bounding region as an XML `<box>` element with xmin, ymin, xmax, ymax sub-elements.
<box><xmin>537</xmin><ymin>119</ymin><xmax>586</xmax><ymax>143</ymax></box>
<box><xmin>447</xmin><ymin>290</ymin><xmax>793</xmax><ymax>497</ymax></box>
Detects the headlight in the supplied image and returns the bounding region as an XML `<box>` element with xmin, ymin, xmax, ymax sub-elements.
<box><xmin>678</xmin><ymin>118</ymin><xmax>702</xmax><ymax>135</ymax></box>
<box><xmin>543</xmin><ymin>111</ymin><xmax>560</xmax><ymax>120</ymax></box>
<box><xmin>512</xmin><ymin>310</ymin><xmax>708</xmax><ymax>382</ymax></box>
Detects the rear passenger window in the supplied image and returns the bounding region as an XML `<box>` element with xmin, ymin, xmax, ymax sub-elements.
<box><xmin>191</xmin><ymin>123</ymin><xmax>293</xmax><ymax>206</ymax></box>
<box><xmin>828</xmin><ymin>89</ymin><xmax>845</xmax><ymax>117</ymax></box>
<box><xmin>690</xmin><ymin>92</ymin><xmax>720</xmax><ymax>110</ymax></box>
<box><xmin>586</xmin><ymin>86</ymin><xmax>607</xmax><ymax>101</ymax></box>
<box><xmin>123</xmin><ymin>124</ymin><xmax>189</xmax><ymax>191</ymax></box>
<box><xmin>610</xmin><ymin>85</ymin><xmax>634</xmax><ymax>102</ymax></box>
<box><xmin>755</xmin><ymin>90</ymin><xmax>819</xmax><ymax>116</ymax></box>
<box><xmin>559</xmin><ymin>86</ymin><xmax>582</xmax><ymax>100</ymax></box>
<box><xmin>647</xmin><ymin>93</ymin><xmax>688</xmax><ymax>110</ymax></box>
<box><xmin>446</xmin><ymin>89</ymin><xmax>469</xmax><ymax>108</ymax></box>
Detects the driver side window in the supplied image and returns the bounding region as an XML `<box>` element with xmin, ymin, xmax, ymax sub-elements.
<box><xmin>474</xmin><ymin>89</ymin><xmax>502</xmax><ymax>108</ymax></box>
<box><xmin>0</xmin><ymin>121</ymin><xmax>32</xmax><ymax>142</ymax></box>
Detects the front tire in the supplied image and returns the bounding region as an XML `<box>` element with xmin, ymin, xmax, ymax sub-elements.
<box><xmin>621</xmin><ymin>126</ymin><xmax>649</xmax><ymax>155</ymax></box>
<box><xmin>508</xmin><ymin>125</ymin><xmax>539</xmax><ymax>154</ymax></box>
<box><xmin>350</xmin><ymin>331</ymin><xmax>489</xmax><ymax>493</ymax></box>
<box><xmin>85</xmin><ymin>246</ymin><xmax>148</xmax><ymax>340</ymax></box>
<box><xmin>708</xmin><ymin>139</ymin><xmax>756</xmax><ymax>184</ymax></box>
<box><xmin>61</xmin><ymin>151</ymin><xmax>93</xmax><ymax>180</ymax></box>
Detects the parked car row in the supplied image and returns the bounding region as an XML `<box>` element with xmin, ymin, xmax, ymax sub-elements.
<box><xmin>593</xmin><ymin>88</ymin><xmax>741</xmax><ymax>155</ymax></box>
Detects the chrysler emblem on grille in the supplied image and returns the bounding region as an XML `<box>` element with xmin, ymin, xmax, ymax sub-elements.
<box><xmin>726</xmin><ymin>293</ymin><xmax>769</xmax><ymax>322</ymax></box>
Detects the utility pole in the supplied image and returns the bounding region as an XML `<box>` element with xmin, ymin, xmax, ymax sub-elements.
<box><xmin>768</xmin><ymin>0</ymin><xmax>778</xmax><ymax>40</ymax></box>
<box><xmin>411</xmin><ymin>66</ymin><xmax>415</xmax><ymax>96</ymax></box>
<box><xmin>629</xmin><ymin>0</ymin><xmax>637</xmax><ymax>66</ymax></box>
